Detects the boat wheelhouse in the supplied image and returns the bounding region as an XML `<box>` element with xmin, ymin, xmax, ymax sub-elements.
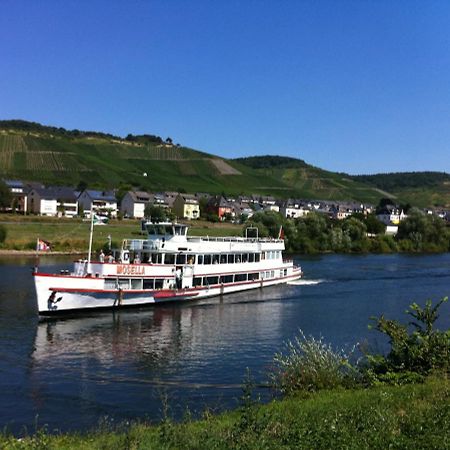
<box><xmin>34</xmin><ymin>222</ymin><xmax>302</xmax><ymax>315</ymax></box>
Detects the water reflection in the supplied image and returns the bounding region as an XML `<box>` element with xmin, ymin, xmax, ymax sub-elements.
<box><xmin>1</xmin><ymin>253</ymin><xmax>449</xmax><ymax>435</ymax></box>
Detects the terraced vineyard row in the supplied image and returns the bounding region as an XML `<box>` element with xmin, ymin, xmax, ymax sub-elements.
<box><xmin>25</xmin><ymin>152</ymin><xmax>91</xmax><ymax>171</ymax></box>
<box><xmin>0</xmin><ymin>135</ymin><xmax>28</xmax><ymax>170</ymax></box>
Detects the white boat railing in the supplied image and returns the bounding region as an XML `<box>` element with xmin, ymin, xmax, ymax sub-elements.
<box><xmin>122</xmin><ymin>236</ymin><xmax>283</xmax><ymax>250</ymax></box>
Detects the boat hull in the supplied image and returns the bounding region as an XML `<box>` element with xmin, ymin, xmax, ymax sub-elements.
<box><xmin>34</xmin><ymin>268</ymin><xmax>302</xmax><ymax>316</ymax></box>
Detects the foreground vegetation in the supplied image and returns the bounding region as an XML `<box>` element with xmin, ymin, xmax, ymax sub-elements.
<box><xmin>1</xmin><ymin>379</ymin><xmax>448</xmax><ymax>449</ymax></box>
<box><xmin>1</xmin><ymin>299</ymin><xmax>449</xmax><ymax>449</ymax></box>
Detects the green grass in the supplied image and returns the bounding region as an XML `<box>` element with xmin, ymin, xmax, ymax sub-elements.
<box><xmin>0</xmin><ymin>217</ymin><xmax>242</xmax><ymax>252</ymax></box>
<box><xmin>1</xmin><ymin>378</ymin><xmax>448</xmax><ymax>449</ymax></box>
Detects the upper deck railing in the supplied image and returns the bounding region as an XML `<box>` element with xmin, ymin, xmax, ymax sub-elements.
<box><xmin>122</xmin><ymin>235</ymin><xmax>284</xmax><ymax>251</ymax></box>
<box><xmin>186</xmin><ymin>236</ymin><xmax>283</xmax><ymax>244</ymax></box>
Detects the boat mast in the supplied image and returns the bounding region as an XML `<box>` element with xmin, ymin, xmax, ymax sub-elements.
<box><xmin>87</xmin><ymin>207</ymin><xmax>94</xmax><ymax>268</ymax></box>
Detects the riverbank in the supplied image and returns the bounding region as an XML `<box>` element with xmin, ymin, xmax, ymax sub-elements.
<box><xmin>1</xmin><ymin>377</ymin><xmax>448</xmax><ymax>449</ymax></box>
<box><xmin>0</xmin><ymin>216</ymin><xmax>242</xmax><ymax>253</ymax></box>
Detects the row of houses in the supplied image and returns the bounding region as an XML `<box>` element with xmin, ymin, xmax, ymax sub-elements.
<box><xmin>3</xmin><ymin>180</ymin><xmax>449</xmax><ymax>226</ymax></box>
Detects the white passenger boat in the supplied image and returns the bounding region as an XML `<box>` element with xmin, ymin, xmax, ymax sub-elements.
<box><xmin>33</xmin><ymin>221</ymin><xmax>302</xmax><ymax>315</ymax></box>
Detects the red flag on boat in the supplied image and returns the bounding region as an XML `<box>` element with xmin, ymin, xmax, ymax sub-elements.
<box><xmin>278</xmin><ymin>225</ymin><xmax>285</xmax><ymax>239</ymax></box>
<box><xmin>36</xmin><ymin>238</ymin><xmax>51</xmax><ymax>252</ymax></box>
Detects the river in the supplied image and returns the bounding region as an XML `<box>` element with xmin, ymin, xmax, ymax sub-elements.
<box><xmin>0</xmin><ymin>253</ymin><xmax>449</xmax><ymax>435</ymax></box>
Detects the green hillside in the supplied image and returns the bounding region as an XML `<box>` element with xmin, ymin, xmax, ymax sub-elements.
<box><xmin>1</xmin><ymin>120</ymin><xmax>447</xmax><ymax>207</ymax></box>
<box><xmin>352</xmin><ymin>172</ymin><xmax>450</xmax><ymax>208</ymax></box>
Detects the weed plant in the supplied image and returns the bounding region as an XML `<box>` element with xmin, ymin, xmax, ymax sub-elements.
<box><xmin>269</xmin><ymin>330</ymin><xmax>361</xmax><ymax>394</ymax></box>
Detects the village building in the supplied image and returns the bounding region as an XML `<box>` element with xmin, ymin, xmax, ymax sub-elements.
<box><xmin>206</xmin><ymin>195</ymin><xmax>234</xmax><ymax>221</ymax></box>
<box><xmin>376</xmin><ymin>206</ymin><xmax>407</xmax><ymax>225</ymax></box>
<box><xmin>279</xmin><ymin>199</ymin><xmax>310</xmax><ymax>219</ymax></box>
<box><xmin>120</xmin><ymin>191</ymin><xmax>152</xmax><ymax>219</ymax></box>
<box><xmin>3</xmin><ymin>179</ymin><xmax>29</xmax><ymax>214</ymax></box>
<box><xmin>172</xmin><ymin>194</ymin><xmax>200</xmax><ymax>220</ymax></box>
<box><xmin>78</xmin><ymin>190</ymin><xmax>117</xmax><ymax>218</ymax></box>
<box><xmin>28</xmin><ymin>186</ymin><xmax>78</xmax><ymax>217</ymax></box>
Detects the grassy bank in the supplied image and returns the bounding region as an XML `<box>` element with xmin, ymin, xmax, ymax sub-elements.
<box><xmin>0</xmin><ymin>216</ymin><xmax>242</xmax><ymax>253</ymax></box>
<box><xmin>1</xmin><ymin>378</ymin><xmax>448</xmax><ymax>449</ymax></box>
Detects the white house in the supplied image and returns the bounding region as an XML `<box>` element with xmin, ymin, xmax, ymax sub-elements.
<box><xmin>120</xmin><ymin>191</ymin><xmax>152</xmax><ymax>219</ymax></box>
<box><xmin>280</xmin><ymin>200</ymin><xmax>310</xmax><ymax>219</ymax></box>
<box><xmin>28</xmin><ymin>186</ymin><xmax>78</xmax><ymax>217</ymax></box>
<box><xmin>376</xmin><ymin>207</ymin><xmax>407</xmax><ymax>225</ymax></box>
<box><xmin>78</xmin><ymin>190</ymin><xmax>117</xmax><ymax>218</ymax></box>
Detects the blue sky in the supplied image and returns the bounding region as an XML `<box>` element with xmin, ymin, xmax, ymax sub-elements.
<box><xmin>1</xmin><ymin>1</ymin><xmax>449</xmax><ymax>174</ymax></box>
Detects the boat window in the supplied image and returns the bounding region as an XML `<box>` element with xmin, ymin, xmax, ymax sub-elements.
<box><xmin>248</xmin><ymin>272</ymin><xmax>259</xmax><ymax>281</ymax></box>
<box><xmin>227</xmin><ymin>254</ymin><xmax>234</xmax><ymax>264</ymax></box>
<box><xmin>242</xmin><ymin>253</ymin><xmax>248</xmax><ymax>263</ymax></box>
<box><xmin>147</xmin><ymin>225</ymin><xmax>157</xmax><ymax>235</ymax></box>
<box><xmin>213</xmin><ymin>254</ymin><xmax>220</xmax><ymax>264</ymax></box>
<box><xmin>193</xmin><ymin>277</ymin><xmax>202</xmax><ymax>287</ymax></box>
<box><xmin>154</xmin><ymin>279</ymin><xmax>164</xmax><ymax>289</ymax></box>
<box><xmin>174</xmin><ymin>225</ymin><xmax>186</xmax><ymax>235</ymax></box>
<box><xmin>255</xmin><ymin>253</ymin><xmax>260</xmax><ymax>262</ymax></box>
<box><xmin>164</xmin><ymin>226</ymin><xmax>174</xmax><ymax>235</ymax></box>
<box><xmin>205</xmin><ymin>276</ymin><xmax>219</xmax><ymax>285</ymax></box>
<box><xmin>271</xmin><ymin>270</ymin><xmax>275</xmax><ymax>278</ymax></box>
<box><xmin>105</xmin><ymin>278</ymin><xmax>117</xmax><ymax>289</ymax></box>
<box><xmin>198</xmin><ymin>255</ymin><xmax>203</xmax><ymax>264</ymax></box>
<box><xmin>176</xmin><ymin>254</ymin><xmax>187</xmax><ymax>265</ymax></box>
<box><xmin>235</xmin><ymin>273</ymin><xmax>247</xmax><ymax>282</ymax></box>
<box><xmin>143</xmin><ymin>279</ymin><xmax>154</xmax><ymax>289</ymax></box>
<box><xmin>220</xmin><ymin>254</ymin><xmax>227</xmax><ymax>264</ymax></box>
<box><xmin>235</xmin><ymin>254</ymin><xmax>241</xmax><ymax>263</ymax></box>
<box><xmin>165</xmin><ymin>254</ymin><xmax>175</xmax><ymax>265</ymax></box>
<box><xmin>118</xmin><ymin>279</ymin><xmax>130</xmax><ymax>289</ymax></box>
<box><xmin>131</xmin><ymin>279</ymin><xmax>142</xmax><ymax>290</ymax></box>
<box><xmin>220</xmin><ymin>275</ymin><xmax>233</xmax><ymax>283</ymax></box>
<box><xmin>150</xmin><ymin>253</ymin><xmax>162</xmax><ymax>264</ymax></box>
<box><xmin>204</xmin><ymin>254</ymin><xmax>212</xmax><ymax>265</ymax></box>
<box><xmin>187</xmin><ymin>255</ymin><xmax>195</xmax><ymax>265</ymax></box>
<box><xmin>153</xmin><ymin>225</ymin><xmax>165</xmax><ymax>235</ymax></box>
<box><xmin>248</xmin><ymin>253</ymin><xmax>254</xmax><ymax>263</ymax></box>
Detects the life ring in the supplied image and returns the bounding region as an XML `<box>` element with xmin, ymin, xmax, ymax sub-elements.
<box><xmin>122</xmin><ymin>252</ymin><xmax>130</xmax><ymax>262</ymax></box>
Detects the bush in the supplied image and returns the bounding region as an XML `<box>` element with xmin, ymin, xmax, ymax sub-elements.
<box><xmin>366</xmin><ymin>297</ymin><xmax>450</xmax><ymax>381</ymax></box>
<box><xmin>269</xmin><ymin>330</ymin><xmax>360</xmax><ymax>394</ymax></box>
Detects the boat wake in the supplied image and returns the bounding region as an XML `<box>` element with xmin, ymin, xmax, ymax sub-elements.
<box><xmin>287</xmin><ymin>279</ymin><xmax>326</xmax><ymax>286</ymax></box>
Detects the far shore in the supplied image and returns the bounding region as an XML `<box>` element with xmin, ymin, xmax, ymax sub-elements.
<box><xmin>0</xmin><ymin>249</ymin><xmax>86</xmax><ymax>256</ymax></box>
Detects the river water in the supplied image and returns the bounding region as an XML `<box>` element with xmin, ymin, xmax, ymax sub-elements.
<box><xmin>0</xmin><ymin>253</ymin><xmax>449</xmax><ymax>435</ymax></box>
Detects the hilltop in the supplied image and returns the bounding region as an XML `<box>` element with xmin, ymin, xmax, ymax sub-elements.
<box><xmin>0</xmin><ymin>120</ymin><xmax>449</xmax><ymax>207</ymax></box>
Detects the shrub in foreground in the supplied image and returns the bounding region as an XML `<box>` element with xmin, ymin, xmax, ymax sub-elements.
<box><xmin>269</xmin><ymin>330</ymin><xmax>360</xmax><ymax>394</ymax></box>
<box><xmin>366</xmin><ymin>297</ymin><xmax>450</xmax><ymax>382</ymax></box>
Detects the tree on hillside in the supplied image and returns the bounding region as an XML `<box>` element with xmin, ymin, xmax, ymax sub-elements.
<box><xmin>0</xmin><ymin>180</ymin><xmax>12</xmax><ymax>209</ymax></box>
